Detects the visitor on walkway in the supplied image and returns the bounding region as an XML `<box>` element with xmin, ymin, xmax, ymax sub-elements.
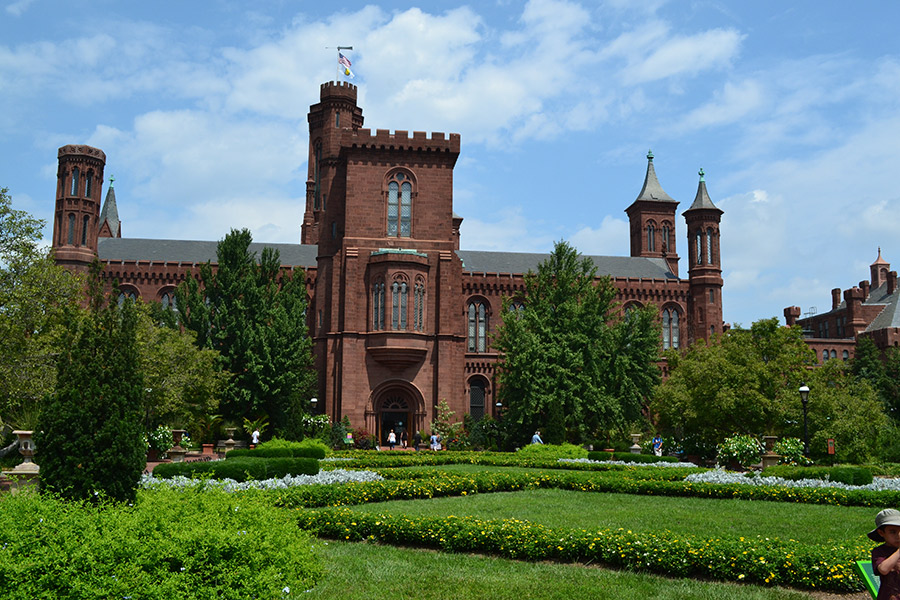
<box><xmin>652</xmin><ymin>435</ymin><xmax>663</xmax><ymax>456</ymax></box>
<box><xmin>251</xmin><ymin>428</ymin><xmax>260</xmax><ymax>447</ymax></box>
<box><xmin>414</xmin><ymin>430</ymin><xmax>422</xmax><ymax>451</ymax></box>
<box><xmin>387</xmin><ymin>430</ymin><xmax>397</xmax><ymax>450</ymax></box>
<box><xmin>400</xmin><ymin>430</ymin><xmax>408</xmax><ymax>449</ymax></box>
<box><xmin>531</xmin><ymin>431</ymin><xmax>543</xmax><ymax>444</ymax></box>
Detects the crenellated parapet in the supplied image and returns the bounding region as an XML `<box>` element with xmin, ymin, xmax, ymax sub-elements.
<box><xmin>343</xmin><ymin>128</ymin><xmax>460</xmax><ymax>155</ymax></box>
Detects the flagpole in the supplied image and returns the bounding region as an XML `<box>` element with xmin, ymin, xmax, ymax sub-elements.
<box><xmin>327</xmin><ymin>45</ymin><xmax>353</xmax><ymax>82</ymax></box>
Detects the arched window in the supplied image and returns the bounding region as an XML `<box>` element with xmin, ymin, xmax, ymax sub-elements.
<box><xmin>646</xmin><ymin>223</ymin><xmax>656</xmax><ymax>252</ymax></box>
<box><xmin>706</xmin><ymin>228</ymin><xmax>713</xmax><ymax>264</ymax></box>
<box><xmin>391</xmin><ymin>280</ymin><xmax>408</xmax><ymax>330</ymax></box>
<box><xmin>372</xmin><ymin>281</ymin><xmax>385</xmax><ymax>330</ymax></box>
<box><xmin>414</xmin><ymin>279</ymin><xmax>425</xmax><ymax>331</ymax></box>
<box><xmin>662</xmin><ymin>307</ymin><xmax>680</xmax><ymax>350</ymax></box>
<box><xmin>67</xmin><ymin>214</ymin><xmax>75</xmax><ymax>245</ymax></box>
<box><xmin>81</xmin><ymin>215</ymin><xmax>89</xmax><ymax>246</ymax></box>
<box><xmin>85</xmin><ymin>171</ymin><xmax>93</xmax><ymax>198</ymax></box>
<box><xmin>387</xmin><ymin>172</ymin><xmax>413</xmax><ymax>237</ymax></box>
<box><xmin>661</xmin><ymin>224</ymin><xmax>671</xmax><ymax>251</ymax></box>
<box><xmin>469</xmin><ymin>378</ymin><xmax>487</xmax><ymax>420</ymax></box>
<box><xmin>831</xmin><ymin>349</ymin><xmax>837</xmax><ymax>359</ymax></box>
<box><xmin>160</xmin><ymin>290</ymin><xmax>178</xmax><ymax>312</ymax></box>
<box><xmin>70</xmin><ymin>168</ymin><xmax>79</xmax><ymax>196</ymax></box>
<box><xmin>117</xmin><ymin>290</ymin><xmax>137</xmax><ymax>306</ymax></box>
<box><xmin>509</xmin><ymin>301</ymin><xmax>525</xmax><ymax>319</ymax></box>
<box><xmin>467</xmin><ymin>301</ymin><xmax>489</xmax><ymax>353</ymax></box>
<box><xmin>695</xmin><ymin>232</ymin><xmax>702</xmax><ymax>265</ymax></box>
<box><xmin>842</xmin><ymin>349</ymin><xmax>849</xmax><ymax>361</ymax></box>
<box><xmin>313</xmin><ymin>141</ymin><xmax>322</xmax><ymax>210</ymax></box>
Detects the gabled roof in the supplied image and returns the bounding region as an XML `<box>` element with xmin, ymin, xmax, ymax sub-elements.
<box><xmin>457</xmin><ymin>250</ymin><xmax>678</xmax><ymax>279</ymax></box>
<box><xmin>634</xmin><ymin>150</ymin><xmax>675</xmax><ymax>203</ymax></box>
<box><xmin>865</xmin><ymin>285</ymin><xmax>900</xmax><ymax>331</ymax></box>
<box><xmin>98</xmin><ymin>238</ymin><xmax>318</xmax><ymax>267</ymax></box>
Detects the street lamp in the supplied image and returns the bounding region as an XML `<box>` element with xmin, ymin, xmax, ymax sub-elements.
<box><xmin>310</xmin><ymin>397</ymin><xmax>318</xmax><ymax>413</ymax></box>
<box><xmin>798</xmin><ymin>383</ymin><xmax>810</xmax><ymax>457</ymax></box>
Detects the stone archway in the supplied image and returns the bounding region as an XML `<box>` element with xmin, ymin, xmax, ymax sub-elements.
<box><xmin>371</xmin><ymin>383</ymin><xmax>424</xmax><ymax>448</ymax></box>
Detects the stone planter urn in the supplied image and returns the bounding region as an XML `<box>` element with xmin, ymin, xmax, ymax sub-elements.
<box><xmin>630</xmin><ymin>433</ymin><xmax>642</xmax><ymax>454</ymax></box>
<box><xmin>761</xmin><ymin>435</ymin><xmax>781</xmax><ymax>469</ymax></box>
<box><xmin>1</xmin><ymin>430</ymin><xmax>41</xmax><ymax>493</ymax></box>
<box><xmin>168</xmin><ymin>429</ymin><xmax>187</xmax><ymax>463</ymax></box>
<box><xmin>224</xmin><ymin>427</ymin><xmax>237</xmax><ymax>454</ymax></box>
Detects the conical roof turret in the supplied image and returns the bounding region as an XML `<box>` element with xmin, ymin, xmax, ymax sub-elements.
<box><xmin>99</xmin><ymin>175</ymin><xmax>120</xmax><ymax>237</ymax></box>
<box><xmin>635</xmin><ymin>150</ymin><xmax>675</xmax><ymax>203</ymax></box>
<box><xmin>686</xmin><ymin>168</ymin><xmax>721</xmax><ymax>213</ymax></box>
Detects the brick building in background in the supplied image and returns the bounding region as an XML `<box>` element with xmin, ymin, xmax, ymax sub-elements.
<box><xmin>51</xmin><ymin>82</ymin><xmax>724</xmax><ymax>442</ymax></box>
<box><xmin>785</xmin><ymin>249</ymin><xmax>900</xmax><ymax>362</ymax></box>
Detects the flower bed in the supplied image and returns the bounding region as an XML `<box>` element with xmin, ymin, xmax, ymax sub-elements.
<box><xmin>294</xmin><ymin>507</ymin><xmax>866</xmax><ymax>592</ymax></box>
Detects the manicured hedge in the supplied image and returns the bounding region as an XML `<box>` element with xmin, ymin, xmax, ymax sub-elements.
<box><xmin>760</xmin><ymin>465</ymin><xmax>873</xmax><ymax>486</ymax></box>
<box><xmin>153</xmin><ymin>457</ymin><xmax>319</xmax><ymax>481</ymax></box>
<box><xmin>586</xmin><ymin>451</ymin><xmax>678</xmax><ymax>463</ymax></box>
<box><xmin>226</xmin><ymin>446</ymin><xmax>326</xmax><ymax>460</ymax></box>
<box><xmin>295</xmin><ymin>507</ymin><xmax>865</xmax><ymax>592</ymax></box>
<box><xmin>0</xmin><ymin>488</ymin><xmax>321</xmax><ymax>599</ymax></box>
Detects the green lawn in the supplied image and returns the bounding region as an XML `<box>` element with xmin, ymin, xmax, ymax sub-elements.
<box><xmin>307</xmin><ymin>540</ymin><xmax>819</xmax><ymax>600</ymax></box>
<box><xmin>348</xmin><ymin>487</ymin><xmax>874</xmax><ymax>545</ymax></box>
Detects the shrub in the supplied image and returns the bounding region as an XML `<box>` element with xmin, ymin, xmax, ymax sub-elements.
<box><xmin>773</xmin><ymin>437</ymin><xmax>811</xmax><ymax>466</ymax></box>
<box><xmin>352</xmin><ymin>428</ymin><xmax>377</xmax><ymax>450</ymax></box>
<box><xmin>586</xmin><ymin>451</ymin><xmax>678</xmax><ymax>464</ymax></box>
<box><xmin>760</xmin><ymin>465</ymin><xmax>873</xmax><ymax>486</ymax></box>
<box><xmin>146</xmin><ymin>425</ymin><xmax>174</xmax><ymax>454</ymax></box>
<box><xmin>716</xmin><ymin>434</ymin><xmax>762</xmax><ymax>468</ymax></box>
<box><xmin>0</xmin><ymin>488</ymin><xmax>322</xmax><ymax>598</ymax></box>
<box><xmin>225</xmin><ymin>445</ymin><xmax>326</xmax><ymax>460</ymax></box>
<box><xmin>153</xmin><ymin>457</ymin><xmax>319</xmax><ymax>481</ymax></box>
<box><xmin>517</xmin><ymin>443</ymin><xmax>588</xmax><ymax>459</ymax></box>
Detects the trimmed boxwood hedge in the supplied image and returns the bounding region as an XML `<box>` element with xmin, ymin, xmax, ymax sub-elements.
<box><xmin>760</xmin><ymin>465</ymin><xmax>873</xmax><ymax>486</ymax></box>
<box><xmin>153</xmin><ymin>457</ymin><xmax>319</xmax><ymax>481</ymax></box>
<box><xmin>226</xmin><ymin>447</ymin><xmax>326</xmax><ymax>460</ymax></box>
<box><xmin>586</xmin><ymin>451</ymin><xmax>678</xmax><ymax>464</ymax></box>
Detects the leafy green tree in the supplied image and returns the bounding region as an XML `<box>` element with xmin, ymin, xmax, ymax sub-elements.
<box><xmin>35</xmin><ymin>263</ymin><xmax>145</xmax><ymax>503</ymax></box>
<box><xmin>0</xmin><ymin>188</ymin><xmax>84</xmax><ymax>429</ymax></box>
<box><xmin>851</xmin><ymin>336</ymin><xmax>900</xmax><ymax>421</ymax></box>
<box><xmin>134</xmin><ymin>302</ymin><xmax>228</xmax><ymax>436</ymax></box>
<box><xmin>175</xmin><ymin>229</ymin><xmax>316</xmax><ymax>439</ymax></box>
<box><xmin>657</xmin><ymin>320</ymin><xmax>890</xmax><ymax>463</ymax></box>
<box><xmin>494</xmin><ymin>240</ymin><xmax>661</xmax><ymax>446</ymax></box>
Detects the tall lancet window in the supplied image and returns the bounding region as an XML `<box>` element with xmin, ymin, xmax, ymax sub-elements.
<box><xmin>706</xmin><ymin>228</ymin><xmax>713</xmax><ymax>264</ymax></box>
<box><xmin>386</xmin><ymin>171</ymin><xmax>413</xmax><ymax>237</ymax></box>
<box><xmin>647</xmin><ymin>223</ymin><xmax>655</xmax><ymax>252</ymax></box>
<box><xmin>695</xmin><ymin>232</ymin><xmax>702</xmax><ymax>265</ymax></box>
<box><xmin>70</xmin><ymin>168</ymin><xmax>79</xmax><ymax>196</ymax></box>
<box><xmin>85</xmin><ymin>171</ymin><xmax>93</xmax><ymax>198</ymax></box>
<box><xmin>662</xmin><ymin>307</ymin><xmax>680</xmax><ymax>349</ymax></box>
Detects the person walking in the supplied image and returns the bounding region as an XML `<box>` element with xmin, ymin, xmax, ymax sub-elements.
<box><xmin>387</xmin><ymin>429</ymin><xmax>397</xmax><ymax>450</ymax></box>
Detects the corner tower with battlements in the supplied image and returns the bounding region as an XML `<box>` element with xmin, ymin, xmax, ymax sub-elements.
<box><xmin>52</xmin><ymin>145</ymin><xmax>107</xmax><ymax>270</ymax></box>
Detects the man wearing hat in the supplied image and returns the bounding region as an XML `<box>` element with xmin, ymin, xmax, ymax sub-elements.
<box><xmin>869</xmin><ymin>508</ymin><xmax>900</xmax><ymax>598</ymax></box>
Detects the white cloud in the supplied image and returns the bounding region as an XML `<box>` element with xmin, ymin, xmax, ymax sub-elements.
<box><xmin>5</xmin><ymin>0</ymin><xmax>34</xmax><ymax>16</ymax></box>
<box><xmin>569</xmin><ymin>216</ymin><xmax>629</xmax><ymax>255</ymax></box>
<box><xmin>676</xmin><ymin>79</ymin><xmax>764</xmax><ymax>131</ymax></box>
<box><xmin>459</xmin><ymin>208</ymin><xmax>554</xmax><ymax>253</ymax></box>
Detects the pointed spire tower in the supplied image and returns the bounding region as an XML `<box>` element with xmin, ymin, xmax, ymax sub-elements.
<box><xmin>98</xmin><ymin>175</ymin><xmax>121</xmax><ymax>238</ymax></box>
<box><xmin>625</xmin><ymin>150</ymin><xmax>680</xmax><ymax>275</ymax></box>
<box><xmin>870</xmin><ymin>247</ymin><xmax>890</xmax><ymax>289</ymax></box>
<box><xmin>683</xmin><ymin>168</ymin><xmax>724</xmax><ymax>344</ymax></box>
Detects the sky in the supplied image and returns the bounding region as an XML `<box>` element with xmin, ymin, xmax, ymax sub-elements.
<box><xmin>2</xmin><ymin>0</ymin><xmax>899</xmax><ymax>328</ymax></box>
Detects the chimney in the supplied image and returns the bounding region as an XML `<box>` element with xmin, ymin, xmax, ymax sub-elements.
<box><xmin>861</xmin><ymin>280</ymin><xmax>870</xmax><ymax>299</ymax></box>
<box><xmin>889</xmin><ymin>271</ymin><xmax>897</xmax><ymax>296</ymax></box>
<box><xmin>784</xmin><ymin>306</ymin><xmax>801</xmax><ymax>327</ymax></box>
<box><xmin>831</xmin><ymin>288</ymin><xmax>842</xmax><ymax>310</ymax></box>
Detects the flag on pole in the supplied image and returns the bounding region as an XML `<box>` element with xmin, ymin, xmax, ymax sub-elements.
<box><xmin>338</xmin><ymin>52</ymin><xmax>354</xmax><ymax>78</ymax></box>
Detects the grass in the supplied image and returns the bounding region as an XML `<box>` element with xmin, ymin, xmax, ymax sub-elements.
<box><xmin>306</xmin><ymin>540</ymin><xmax>820</xmax><ymax>600</ymax></box>
<box><xmin>347</xmin><ymin>487</ymin><xmax>874</xmax><ymax>545</ymax></box>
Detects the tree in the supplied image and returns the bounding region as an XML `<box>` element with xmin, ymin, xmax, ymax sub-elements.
<box><xmin>653</xmin><ymin>318</ymin><xmax>822</xmax><ymax>452</ymax></box>
<box><xmin>176</xmin><ymin>229</ymin><xmax>316</xmax><ymax>439</ymax></box>
<box><xmin>35</xmin><ymin>263</ymin><xmax>146</xmax><ymax>503</ymax></box>
<box><xmin>493</xmin><ymin>240</ymin><xmax>661</xmax><ymax>446</ymax></box>
<box><xmin>851</xmin><ymin>336</ymin><xmax>900</xmax><ymax>421</ymax></box>
<box><xmin>135</xmin><ymin>301</ymin><xmax>229</xmax><ymax>437</ymax></box>
<box><xmin>0</xmin><ymin>188</ymin><xmax>84</xmax><ymax>429</ymax></box>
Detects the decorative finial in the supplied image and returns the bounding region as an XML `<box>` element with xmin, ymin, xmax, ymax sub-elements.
<box><xmin>698</xmin><ymin>168</ymin><xmax>705</xmax><ymax>182</ymax></box>
<box><xmin>647</xmin><ymin>149</ymin><xmax>654</xmax><ymax>161</ymax></box>
<box><xmin>109</xmin><ymin>175</ymin><xmax>115</xmax><ymax>188</ymax></box>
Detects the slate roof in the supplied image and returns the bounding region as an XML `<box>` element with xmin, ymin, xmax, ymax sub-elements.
<box><xmin>865</xmin><ymin>286</ymin><xmax>900</xmax><ymax>331</ymax></box>
<box><xmin>634</xmin><ymin>151</ymin><xmax>676</xmax><ymax>203</ymax></box>
<box><xmin>98</xmin><ymin>239</ymin><xmax>678</xmax><ymax>280</ymax></box>
<box><xmin>99</xmin><ymin>186</ymin><xmax>120</xmax><ymax>237</ymax></box>
<box><xmin>685</xmin><ymin>173</ymin><xmax>721</xmax><ymax>212</ymax></box>
<box><xmin>457</xmin><ymin>250</ymin><xmax>677</xmax><ymax>279</ymax></box>
<box><xmin>98</xmin><ymin>238</ymin><xmax>319</xmax><ymax>267</ymax></box>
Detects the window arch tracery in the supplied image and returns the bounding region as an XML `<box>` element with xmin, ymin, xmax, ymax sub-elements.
<box><xmin>661</xmin><ymin>306</ymin><xmax>681</xmax><ymax>350</ymax></box>
<box><xmin>386</xmin><ymin>170</ymin><xmax>415</xmax><ymax>237</ymax></box>
<box><xmin>467</xmin><ymin>298</ymin><xmax>490</xmax><ymax>353</ymax></box>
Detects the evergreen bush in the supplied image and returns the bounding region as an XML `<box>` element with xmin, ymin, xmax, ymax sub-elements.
<box><xmin>586</xmin><ymin>451</ymin><xmax>678</xmax><ymax>463</ymax></box>
<box><xmin>225</xmin><ymin>445</ymin><xmax>326</xmax><ymax>460</ymax></box>
<box><xmin>35</xmin><ymin>265</ymin><xmax>146</xmax><ymax>503</ymax></box>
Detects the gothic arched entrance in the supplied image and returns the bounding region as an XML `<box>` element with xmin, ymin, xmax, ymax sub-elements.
<box><xmin>377</xmin><ymin>394</ymin><xmax>414</xmax><ymax>448</ymax></box>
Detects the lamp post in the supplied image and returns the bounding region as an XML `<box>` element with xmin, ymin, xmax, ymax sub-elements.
<box><xmin>799</xmin><ymin>383</ymin><xmax>810</xmax><ymax>457</ymax></box>
<box><xmin>310</xmin><ymin>397</ymin><xmax>318</xmax><ymax>413</ymax></box>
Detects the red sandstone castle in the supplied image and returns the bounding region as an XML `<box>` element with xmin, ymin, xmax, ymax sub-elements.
<box><xmin>784</xmin><ymin>249</ymin><xmax>900</xmax><ymax>362</ymax></box>
<box><xmin>51</xmin><ymin>82</ymin><xmax>724</xmax><ymax>441</ymax></box>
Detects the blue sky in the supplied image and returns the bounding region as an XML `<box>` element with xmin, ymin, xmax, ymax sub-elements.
<box><xmin>2</xmin><ymin>0</ymin><xmax>899</xmax><ymax>328</ymax></box>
